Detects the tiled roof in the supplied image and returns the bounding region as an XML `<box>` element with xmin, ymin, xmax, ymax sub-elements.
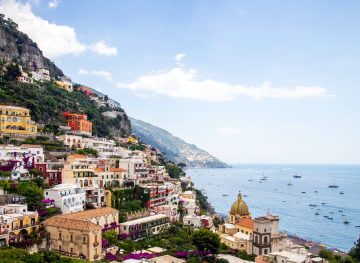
<box><xmin>43</xmin><ymin>216</ymin><xmax>101</xmax><ymax>232</ymax></box>
<box><xmin>67</xmin><ymin>154</ymin><xmax>87</xmax><ymax>159</ymax></box>
<box><xmin>236</xmin><ymin>217</ymin><xmax>254</xmax><ymax>230</ymax></box>
<box><xmin>59</xmin><ymin>207</ymin><xmax>118</xmax><ymax>220</ymax></box>
<box><xmin>94</xmin><ymin>167</ymin><xmax>105</xmax><ymax>172</ymax></box>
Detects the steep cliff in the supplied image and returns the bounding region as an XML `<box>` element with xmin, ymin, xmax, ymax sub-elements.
<box><xmin>130</xmin><ymin>117</ymin><xmax>230</xmax><ymax>168</ymax></box>
<box><xmin>0</xmin><ymin>15</ymin><xmax>63</xmax><ymax>78</ymax></box>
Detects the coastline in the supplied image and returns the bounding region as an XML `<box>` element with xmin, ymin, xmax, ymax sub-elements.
<box><xmin>190</xmin><ymin>175</ymin><xmax>349</xmax><ymax>255</ymax></box>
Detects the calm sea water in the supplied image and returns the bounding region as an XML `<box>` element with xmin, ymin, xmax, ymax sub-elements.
<box><xmin>187</xmin><ymin>164</ymin><xmax>360</xmax><ymax>252</ymax></box>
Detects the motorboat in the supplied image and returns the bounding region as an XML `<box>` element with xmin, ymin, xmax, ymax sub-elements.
<box><xmin>293</xmin><ymin>175</ymin><xmax>302</xmax><ymax>178</ymax></box>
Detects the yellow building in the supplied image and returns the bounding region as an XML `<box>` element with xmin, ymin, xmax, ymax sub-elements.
<box><xmin>218</xmin><ymin>192</ymin><xmax>253</xmax><ymax>254</ymax></box>
<box><xmin>54</xmin><ymin>80</ymin><xmax>73</xmax><ymax>92</ymax></box>
<box><xmin>43</xmin><ymin>208</ymin><xmax>119</xmax><ymax>261</ymax></box>
<box><xmin>0</xmin><ymin>204</ymin><xmax>39</xmax><ymax>245</ymax></box>
<box><xmin>0</xmin><ymin>105</ymin><xmax>37</xmax><ymax>135</ymax></box>
<box><xmin>43</xmin><ymin>216</ymin><xmax>102</xmax><ymax>261</ymax></box>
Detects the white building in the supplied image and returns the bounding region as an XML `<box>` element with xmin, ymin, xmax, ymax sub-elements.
<box><xmin>262</xmin><ymin>251</ymin><xmax>310</xmax><ymax>263</ymax></box>
<box><xmin>183</xmin><ymin>215</ymin><xmax>214</xmax><ymax>230</ymax></box>
<box><xmin>44</xmin><ymin>184</ymin><xmax>86</xmax><ymax>214</ymax></box>
<box><xmin>120</xmin><ymin>214</ymin><xmax>170</xmax><ymax>239</ymax></box>
<box><xmin>0</xmin><ymin>144</ymin><xmax>44</xmax><ymax>179</ymax></box>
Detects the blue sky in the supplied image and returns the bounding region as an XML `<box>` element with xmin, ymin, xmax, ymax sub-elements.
<box><xmin>1</xmin><ymin>0</ymin><xmax>360</xmax><ymax>164</ymax></box>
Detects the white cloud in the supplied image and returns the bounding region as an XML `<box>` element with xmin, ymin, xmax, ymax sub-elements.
<box><xmin>0</xmin><ymin>0</ymin><xmax>86</xmax><ymax>58</ymax></box>
<box><xmin>78</xmin><ymin>68</ymin><xmax>113</xmax><ymax>81</ymax></box>
<box><xmin>116</xmin><ymin>66</ymin><xmax>331</xmax><ymax>102</ymax></box>
<box><xmin>216</xmin><ymin>127</ymin><xmax>268</xmax><ymax>136</ymax></box>
<box><xmin>174</xmin><ymin>53</ymin><xmax>186</xmax><ymax>67</ymax></box>
<box><xmin>0</xmin><ymin>0</ymin><xmax>118</xmax><ymax>58</ymax></box>
<box><xmin>90</xmin><ymin>41</ymin><xmax>118</xmax><ymax>56</ymax></box>
<box><xmin>48</xmin><ymin>0</ymin><xmax>59</xmax><ymax>9</ymax></box>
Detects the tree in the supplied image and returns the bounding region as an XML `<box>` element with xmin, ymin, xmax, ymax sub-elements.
<box><xmin>191</xmin><ymin>229</ymin><xmax>220</xmax><ymax>255</ymax></box>
<box><xmin>103</xmin><ymin>230</ymin><xmax>118</xmax><ymax>245</ymax></box>
<box><xmin>76</xmin><ymin>148</ymin><xmax>98</xmax><ymax>158</ymax></box>
<box><xmin>16</xmin><ymin>181</ymin><xmax>44</xmax><ymax>211</ymax></box>
<box><xmin>4</xmin><ymin>63</ymin><xmax>21</xmax><ymax>81</ymax></box>
<box><xmin>349</xmin><ymin>236</ymin><xmax>360</xmax><ymax>262</ymax></box>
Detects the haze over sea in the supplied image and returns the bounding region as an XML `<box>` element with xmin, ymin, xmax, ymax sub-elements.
<box><xmin>187</xmin><ymin>164</ymin><xmax>360</xmax><ymax>252</ymax></box>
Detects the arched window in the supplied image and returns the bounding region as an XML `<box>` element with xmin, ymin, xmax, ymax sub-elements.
<box><xmin>264</xmin><ymin>236</ymin><xmax>268</xmax><ymax>244</ymax></box>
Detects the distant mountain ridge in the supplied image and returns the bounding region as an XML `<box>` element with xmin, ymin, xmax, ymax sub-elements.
<box><xmin>130</xmin><ymin>117</ymin><xmax>230</xmax><ymax>168</ymax></box>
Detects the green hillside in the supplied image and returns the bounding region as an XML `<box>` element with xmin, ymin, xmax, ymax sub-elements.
<box><xmin>0</xmin><ymin>76</ymin><xmax>131</xmax><ymax>138</ymax></box>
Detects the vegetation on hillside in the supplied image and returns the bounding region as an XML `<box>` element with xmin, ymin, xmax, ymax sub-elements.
<box><xmin>0</xmin><ymin>69</ymin><xmax>130</xmax><ymax>138</ymax></box>
<box><xmin>0</xmin><ymin>247</ymin><xmax>89</xmax><ymax>263</ymax></box>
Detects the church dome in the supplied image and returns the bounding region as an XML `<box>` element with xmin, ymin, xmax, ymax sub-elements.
<box><xmin>230</xmin><ymin>192</ymin><xmax>250</xmax><ymax>216</ymax></box>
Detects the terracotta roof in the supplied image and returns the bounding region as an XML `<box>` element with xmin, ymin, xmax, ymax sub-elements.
<box><xmin>94</xmin><ymin>167</ymin><xmax>105</xmax><ymax>172</ymax></box>
<box><xmin>236</xmin><ymin>217</ymin><xmax>254</xmax><ymax>230</ymax></box>
<box><xmin>43</xmin><ymin>216</ymin><xmax>101</xmax><ymax>232</ymax></box>
<box><xmin>67</xmin><ymin>154</ymin><xmax>86</xmax><ymax>159</ymax></box>
<box><xmin>59</xmin><ymin>207</ymin><xmax>118</xmax><ymax>220</ymax></box>
<box><xmin>110</xmin><ymin>167</ymin><xmax>127</xmax><ymax>172</ymax></box>
<box><xmin>21</xmin><ymin>144</ymin><xmax>43</xmax><ymax>148</ymax></box>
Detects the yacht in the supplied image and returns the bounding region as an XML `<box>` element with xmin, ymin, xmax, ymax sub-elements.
<box><xmin>293</xmin><ymin>175</ymin><xmax>302</xmax><ymax>179</ymax></box>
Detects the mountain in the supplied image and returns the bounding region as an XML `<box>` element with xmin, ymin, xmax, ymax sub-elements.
<box><xmin>0</xmin><ymin>15</ymin><xmax>131</xmax><ymax>138</ymax></box>
<box><xmin>0</xmin><ymin>14</ymin><xmax>228</xmax><ymax>167</ymax></box>
<box><xmin>0</xmin><ymin>15</ymin><xmax>64</xmax><ymax>78</ymax></box>
<box><xmin>130</xmin><ymin>117</ymin><xmax>230</xmax><ymax>168</ymax></box>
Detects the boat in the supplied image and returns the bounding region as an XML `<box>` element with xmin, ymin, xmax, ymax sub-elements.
<box><xmin>340</xmin><ymin>191</ymin><xmax>344</xmax><ymax>195</ymax></box>
<box><xmin>323</xmin><ymin>215</ymin><xmax>329</xmax><ymax>218</ymax></box>
<box><xmin>309</xmin><ymin>204</ymin><xmax>317</xmax><ymax>207</ymax></box>
<box><xmin>328</xmin><ymin>177</ymin><xmax>339</xmax><ymax>188</ymax></box>
<box><xmin>343</xmin><ymin>221</ymin><xmax>350</xmax><ymax>225</ymax></box>
<box><xmin>243</xmin><ymin>194</ymin><xmax>248</xmax><ymax>197</ymax></box>
<box><xmin>248</xmin><ymin>179</ymin><xmax>253</xmax><ymax>182</ymax></box>
<box><xmin>314</xmin><ymin>191</ymin><xmax>318</xmax><ymax>193</ymax></box>
<box><xmin>301</xmin><ymin>191</ymin><xmax>306</xmax><ymax>194</ymax></box>
<box><xmin>355</xmin><ymin>226</ymin><xmax>360</xmax><ymax>228</ymax></box>
<box><xmin>222</xmin><ymin>194</ymin><xmax>228</xmax><ymax>197</ymax></box>
<box><xmin>293</xmin><ymin>175</ymin><xmax>302</xmax><ymax>178</ymax></box>
<box><xmin>315</xmin><ymin>212</ymin><xmax>320</xmax><ymax>215</ymax></box>
<box><xmin>328</xmin><ymin>217</ymin><xmax>333</xmax><ymax>220</ymax></box>
<box><xmin>287</xmin><ymin>178</ymin><xmax>293</xmax><ymax>186</ymax></box>
<box><xmin>338</xmin><ymin>210</ymin><xmax>343</xmax><ymax>213</ymax></box>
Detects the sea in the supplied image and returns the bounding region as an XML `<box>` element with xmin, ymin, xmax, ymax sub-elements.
<box><xmin>186</xmin><ymin>164</ymin><xmax>360</xmax><ymax>252</ymax></box>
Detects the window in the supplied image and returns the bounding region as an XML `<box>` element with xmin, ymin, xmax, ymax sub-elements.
<box><xmin>70</xmin><ymin>234</ymin><xmax>73</xmax><ymax>242</ymax></box>
<box><xmin>59</xmin><ymin>245</ymin><xmax>62</xmax><ymax>251</ymax></box>
<box><xmin>59</xmin><ymin>233</ymin><xmax>62</xmax><ymax>240</ymax></box>
<box><xmin>83</xmin><ymin>236</ymin><xmax>87</xmax><ymax>243</ymax></box>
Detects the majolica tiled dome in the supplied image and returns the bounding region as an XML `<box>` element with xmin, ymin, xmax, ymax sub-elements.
<box><xmin>230</xmin><ymin>192</ymin><xmax>249</xmax><ymax>216</ymax></box>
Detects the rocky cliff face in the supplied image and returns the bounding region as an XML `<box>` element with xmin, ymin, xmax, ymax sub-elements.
<box><xmin>130</xmin><ymin>117</ymin><xmax>230</xmax><ymax>168</ymax></box>
<box><xmin>0</xmin><ymin>16</ymin><xmax>63</xmax><ymax>78</ymax></box>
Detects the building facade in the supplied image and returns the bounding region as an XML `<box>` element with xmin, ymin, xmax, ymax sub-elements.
<box><xmin>120</xmin><ymin>214</ymin><xmax>170</xmax><ymax>240</ymax></box>
<box><xmin>63</xmin><ymin>112</ymin><xmax>92</xmax><ymax>135</ymax></box>
<box><xmin>0</xmin><ymin>105</ymin><xmax>37</xmax><ymax>135</ymax></box>
<box><xmin>44</xmin><ymin>184</ymin><xmax>86</xmax><ymax>214</ymax></box>
<box><xmin>252</xmin><ymin>213</ymin><xmax>280</xmax><ymax>256</ymax></box>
